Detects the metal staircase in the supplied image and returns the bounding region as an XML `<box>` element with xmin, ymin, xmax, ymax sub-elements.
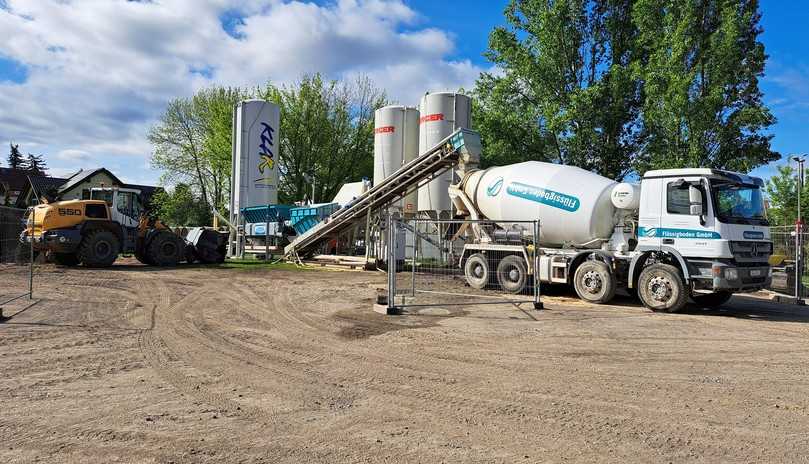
<box><xmin>284</xmin><ymin>128</ymin><xmax>482</xmax><ymax>259</ymax></box>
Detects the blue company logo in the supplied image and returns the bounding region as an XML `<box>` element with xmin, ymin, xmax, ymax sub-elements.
<box><xmin>743</xmin><ymin>231</ymin><xmax>765</xmax><ymax>240</ymax></box>
<box><xmin>639</xmin><ymin>227</ymin><xmax>721</xmax><ymax>239</ymax></box>
<box><xmin>486</xmin><ymin>177</ymin><xmax>504</xmax><ymax>197</ymax></box>
<box><xmin>506</xmin><ymin>182</ymin><xmax>580</xmax><ymax>212</ymax></box>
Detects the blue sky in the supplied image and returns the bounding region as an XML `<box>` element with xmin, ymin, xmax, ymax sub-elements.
<box><xmin>0</xmin><ymin>0</ymin><xmax>805</xmax><ymax>186</ymax></box>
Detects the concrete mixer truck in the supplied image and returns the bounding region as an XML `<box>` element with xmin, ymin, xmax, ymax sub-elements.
<box><xmin>449</xmin><ymin>162</ymin><xmax>771</xmax><ymax>313</ymax></box>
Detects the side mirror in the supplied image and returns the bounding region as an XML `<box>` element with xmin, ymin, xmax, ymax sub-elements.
<box><xmin>688</xmin><ymin>185</ymin><xmax>703</xmax><ymax>216</ymax></box>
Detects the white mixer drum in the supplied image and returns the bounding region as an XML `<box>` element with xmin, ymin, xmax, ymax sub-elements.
<box><xmin>463</xmin><ymin>161</ymin><xmax>618</xmax><ymax>247</ymax></box>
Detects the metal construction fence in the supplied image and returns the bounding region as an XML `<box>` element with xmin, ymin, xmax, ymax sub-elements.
<box><xmin>0</xmin><ymin>206</ymin><xmax>34</xmax><ymax>310</ymax></box>
<box><xmin>769</xmin><ymin>225</ymin><xmax>809</xmax><ymax>299</ymax></box>
<box><xmin>382</xmin><ymin>218</ymin><xmax>541</xmax><ymax>314</ymax></box>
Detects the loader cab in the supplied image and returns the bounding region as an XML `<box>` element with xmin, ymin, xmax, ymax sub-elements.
<box><xmin>89</xmin><ymin>187</ymin><xmax>143</xmax><ymax>230</ymax></box>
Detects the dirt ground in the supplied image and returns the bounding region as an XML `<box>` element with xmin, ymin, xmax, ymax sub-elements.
<box><xmin>2</xmin><ymin>260</ymin><xmax>809</xmax><ymax>463</ymax></box>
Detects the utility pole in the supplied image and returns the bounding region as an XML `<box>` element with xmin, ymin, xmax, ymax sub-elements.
<box><xmin>792</xmin><ymin>156</ymin><xmax>805</xmax><ymax>304</ymax></box>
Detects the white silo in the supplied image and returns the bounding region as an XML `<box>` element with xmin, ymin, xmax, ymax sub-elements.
<box><xmin>373</xmin><ymin>105</ymin><xmax>420</xmax><ymax>215</ymax></box>
<box><xmin>231</xmin><ymin>99</ymin><xmax>281</xmax><ymax>218</ymax></box>
<box><xmin>417</xmin><ymin>92</ymin><xmax>472</xmax><ymax>216</ymax></box>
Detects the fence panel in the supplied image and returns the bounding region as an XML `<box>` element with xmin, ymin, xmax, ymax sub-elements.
<box><xmin>0</xmin><ymin>206</ymin><xmax>34</xmax><ymax>309</ymax></box>
<box><xmin>384</xmin><ymin>218</ymin><xmax>541</xmax><ymax>313</ymax></box>
<box><xmin>769</xmin><ymin>225</ymin><xmax>809</xmax><ymax>298</ymax></box>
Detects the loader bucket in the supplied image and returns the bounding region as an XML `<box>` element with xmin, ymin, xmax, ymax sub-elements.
<box><xmin>186</xmin><ymin>227</ymin><xmax>227</xmax><ymax>264</ymax></box>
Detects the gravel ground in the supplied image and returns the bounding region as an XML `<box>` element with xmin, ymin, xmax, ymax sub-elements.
<box><xmin>1</xmin><ymin>260</ymin><xmax>809</xmax><ymax>463</ymax></box>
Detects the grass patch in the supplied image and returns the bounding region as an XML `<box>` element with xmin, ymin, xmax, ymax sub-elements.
<box><xmin>218</xmin><ymin>258</ymin><xmax>315</xmax><ymax>272</ymax></box>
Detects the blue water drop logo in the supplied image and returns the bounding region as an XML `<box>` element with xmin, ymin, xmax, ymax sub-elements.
<box><xmin>487</xmin><ymin>177</ymin><xmax>504</xmax><ymax>197</ymax></box>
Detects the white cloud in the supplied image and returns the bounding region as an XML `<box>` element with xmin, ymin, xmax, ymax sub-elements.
<box><xmin>0</xmin><ymin>0</ymin><xmax>487</xmax><ymax>184</ymax></box>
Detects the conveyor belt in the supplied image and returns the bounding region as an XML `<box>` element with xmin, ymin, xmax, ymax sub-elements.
<box><xmin>284</xmin><ymin>128</ymin><xmax>482</xmax><ymax>258</ymax></box>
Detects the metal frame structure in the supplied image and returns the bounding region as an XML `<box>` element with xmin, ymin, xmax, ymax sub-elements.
<box><xmin>384</xmin><ymin>217</ymin><xmax>541</xmax><ymax>314</ymax></box>
<box><xmin>284</xmin><ymin>128</ymin><xmax>482</xmax><ymax>259</ymax></box>
<box><xmin>0</xmin><ymin>206</ymin><xmax>34</xmax><ymax>318</ymax></box>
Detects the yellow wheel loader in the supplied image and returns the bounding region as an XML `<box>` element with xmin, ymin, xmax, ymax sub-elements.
<box><xmin>21</xmin><ymin>187</ymin><xmax>187</xmax><ymax>267</ymax></box>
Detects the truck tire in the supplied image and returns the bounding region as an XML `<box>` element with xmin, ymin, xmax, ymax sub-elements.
<box><xmin>637</xmin><ymin>264</ymin><xmax>688</xmax><ymax>313</ymax></box>
<box><xmin>78</xmin><ymin>230</ymin><xmax>119</xmax><ymax>267</ymax></box>
<box><xmin>52</xmin><ymin>252</ymin><xmax>80</xmax><ymax>266</ymax></box>
<box><xmin>497</xmin><ymin>255</ymin><xmax>529</xmax><ymax>294</ymax></box>
<box><xmin>464</xmin><ymin>253</ymin><xmax>490</xmax><ymax>290</ymax></box>
<box><xmin>573</xmin><ymin>261</ymin><xmax>616</xmax><ymax>304</ymax></box>
<box><xmin>692</xmin><ymin>291</ymin><xmax>732</xmax><ymax>308</ymax></box>
<box><xmin>147</xmin><ymin>232</ymin><xmax>184</xmax><ymax>266</ymax></box>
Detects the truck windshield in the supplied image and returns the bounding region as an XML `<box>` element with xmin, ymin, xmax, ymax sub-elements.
<box><xmin>711</xmin><ymin>181</ymin><xmax>767</xmax><ymax>225</ymax></box>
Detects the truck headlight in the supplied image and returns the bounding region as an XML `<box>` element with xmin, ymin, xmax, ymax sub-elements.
<box><xmin>725</xmin><ymin>268</ymin><xmax>739</xmax><ymax>280</ymax></box>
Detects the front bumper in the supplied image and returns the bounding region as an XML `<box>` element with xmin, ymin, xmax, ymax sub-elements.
<box><xmin>21</xmin><ymin>229</ymin><xmax>82</xmax><ymax>253</ymax></box>
<box><xmin>711</xmin><ymin>263</ymin><xmax>771</xmax><ymax>292</ymax></box>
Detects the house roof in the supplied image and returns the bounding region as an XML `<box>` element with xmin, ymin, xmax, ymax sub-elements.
<box><xmin>57</xmin><ymin>167</ymin><xmax>124</xmax><ymax>194</ymax></box>
<box><xmin>0</xmin><ymin>167</ymin><xmax>33</xmax><ymax>192</ymax></box>
<box><xmin>28</xmin><ymin>175</ymin><xmax>69</xmax><ymax>197</ymax></box>
<box><xmin>1</xmin><ymin>168</ymin><xmax>68</xmax><ymax>194</ymax></box>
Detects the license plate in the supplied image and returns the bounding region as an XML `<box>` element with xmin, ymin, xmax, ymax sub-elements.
<box><xmin>750</xmin><ymin>270</ymin><xmax>762</xmax><ymax>277</ymax></box>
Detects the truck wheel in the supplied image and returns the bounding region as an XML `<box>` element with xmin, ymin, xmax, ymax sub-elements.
<box><xmin>637</xmin><ymin>264</ymin><xmax>688</xmax><ymax>313</ymax></box>
<box><xmin>692</xmin><ymin>291</ymin><xmax>732</xmax><ymax>308</ymax></box>
<box><xmin>78</xmin><ymin>230</ymin><xmax>119</xmax><ymax>267</ymax></box>
<box><xmin>52</xmin><ymin>252</ymin><xmax>80</xmax><ymax>266</ymax></box>
<box><xmin>573</xmin><ymin>261</ymin><xmax>616</xmax><ymax>304</ymax></box>
<box><xmin>464</xmin><ymin>253</ymin><xmax>490</xmax><ymax>289</ymax></box>
<box><xmin>147</xmin><ymin>232</ymin><xmax>184</xmax><ymax>266</ymax></box>
<box><xmin>497</xmin><ymin>255</ymin><xmax>528</xmax><ymax>294</ymax></box>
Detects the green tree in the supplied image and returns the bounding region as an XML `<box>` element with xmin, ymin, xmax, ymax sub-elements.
<box><xmin>149</xmin><ymin>86</ymin><xmax>246</xmax><ymax>218</ymax></box>
<box><xmin>475</xmin><ymin>0</ymin><xmax>777</xmax><ymax>177</ymax></box>
<box><xmin>765</xmin><ymin>165</ymin><xmax>809</xmax><ymax>227</ymax></box>
<box><xmin>632</xmin><ymin>0</ymin><xmax>777</xmax><ymax>172</ymax></box>
<box><xmin>7</xmin><ymin>143</ymin><xmax>24</xmax><ymax>169</ymax></box>
<box><xmin>259</xmin><ymin>74</ymin><xmax>387</xmax><ymax>203</ymax></box>
<box><xmin>150</xmin><ymin>183</ymin><xmax>211</xmax><ymax>227</ymax></box>
<box><xmin>475</xmin><ymin>0</ymin><xmax>642</xmax><ymax>179</ymax></box>
<box><xmin>26</xmin><ymin>153</ymin><xmax>47</xmax><ymax>175</ymax></box>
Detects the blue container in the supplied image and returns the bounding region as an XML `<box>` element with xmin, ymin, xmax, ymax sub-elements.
<box><xmin>241</xmin><ymin>205</ymin><xmax>293</xmax><ymax>223</ymax></box>
<box><xmin>290</xmin><ymin>203</ymin><xmax>339</xmax><ymax>235</ymax></box>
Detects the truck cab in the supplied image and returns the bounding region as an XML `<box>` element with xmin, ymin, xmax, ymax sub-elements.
<box><xmin>635</xmin><ymin>168</ymin><xmax>772</xmax><ymax>298</ymax></box>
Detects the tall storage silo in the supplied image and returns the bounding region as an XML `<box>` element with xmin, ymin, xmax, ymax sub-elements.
<box><xmin>230</xmin><ymin>99</ymin><xmax>281</xmax><ymax>227</ymax></box>
<box><xmin>373</xmin><ymin>105</ymin><xmax>420</xmax><ymax>215</ymax></box>
<box><xmin>417</xmin><ymin>92</ymin><xmax>472</xmax><ymax>216</ymax></box>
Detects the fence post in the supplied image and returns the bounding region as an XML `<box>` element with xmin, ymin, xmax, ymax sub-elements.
<box><xmin>795</xmin><ymin>221</ymin><xmax>804</xmax><ymax>306</ymax></box>
<box><xmin>29</xmin><ymin>207</ymin><xmax>34</xmax><ymax>299</ymax></box>
<box><xmin>387</xmin><ymin>214</ymin><xmax>396</xmax><ymax>314</ymax></box>
<box><xmin>265</xmin><ymin>209</ymin><xmax>270</xmax><ymax>261</ymax></box>
<box><xmin>411</xmin><ymin>218</ymin><xmax>417</xmax><ymax>298</ymax></box>
<box><xmin>533</xmin><ymin>220</ymin><xmax>543</xmax><ymax>310</ymax></box>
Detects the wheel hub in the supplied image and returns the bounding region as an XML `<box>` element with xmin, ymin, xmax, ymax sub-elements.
<box><xmin>648</xmin><ymin>276</ymin><xmax>673</xmax><ymax>302</ymax></box>
<box><xmin>582</xmin><ymin>270</ymin><xmax>602</xmax><ymax>294</ymax></box>
<box><xmin>473</xmin><ymin>264</ymin><xmax>484</xmax><ymax>278</ymax></box>
<box><xmin>95</xmin><ymin>242</ymin><xmax>110</xmax><ymax>256</ymax></box>
<box><xmin>507</xmin><ymin>267</ymin><xmax>520</xmax><ymax>282</ymax></box>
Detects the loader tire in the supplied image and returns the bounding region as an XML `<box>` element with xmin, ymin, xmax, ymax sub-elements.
<box><xmin>147</xmin><ymin>232</ymin><xmax>183</xmax><ymax>267</ymax></box>
<box><xmin>52</xmin><ymin>252</ymin><xmax>80</xmax><ymax>266</ymax></box>
<box><xmin>135</xmin><ymin>248</ymin><xmax>153</xmax><ymax>265</ymax></box>
<box><xmin>78</xmin><ymin>230</ymin><xmax>119</xmax><ymax>267</ymax></box>
<box><xmin>184</xmin><ymin>244</ymin><xmax>197</xmax><ymax>264</ymax></box>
